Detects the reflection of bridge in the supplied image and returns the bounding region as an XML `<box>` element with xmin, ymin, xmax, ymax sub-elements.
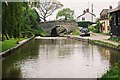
<box><xmin>37</xmin><ymin>20</ymin><xmax>78</xmax><ymax>36</ymax></box>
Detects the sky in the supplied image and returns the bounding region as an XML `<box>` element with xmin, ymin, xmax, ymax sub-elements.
<box><xmin>47</xmin><ymin>0</ymin><xmax>120</xmax><ymax>20</ymax></box>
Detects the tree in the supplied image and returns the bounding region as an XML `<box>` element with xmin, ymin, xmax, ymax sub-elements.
<box><xmin>2</xmin><ymin>2</ymin><xmax>25</xmax><ymax>39</ymax></box>
<box><xmin>88</xmin><ymin>18</ymin><xmax>101</xmax><ymax>33</ymax></box>
<box><xmin>56</xmin><ymin>8</ymin><xmax>74</xmax><ymax>21</ymax></box>
<box><xmin>2</xmin><ymin>2</ymin><xmax>40</xmax><ymax>40</ymax></box>
<box><xmin>95</xmin><ymin>18</ymin><xmax>101</xmax><ymax>33</ymax></box>
<box><xmin>36</xmin><ymin>0</ymin><xmax>63</xmax><ymax>21</ymax></box>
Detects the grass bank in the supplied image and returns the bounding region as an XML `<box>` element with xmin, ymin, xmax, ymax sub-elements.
<box><xmin>71</xmin><ymin>28</ymin><xmax>80</xmax><ymax>35</ymax></box>
<box><xmin>69</xmin><ymin>34</ymin><xmax>120</xmax><ymax>79</ymax></box>
<box><xmin>111</xmin><ymin>37</ymin><xmax>120</xmax><ymax>43</ymax></box>
<box><xmin>0</xmin><ymin>38</ymin><xmax>25</xmax><ymax>52</ymax></box>
<box><xmin>89</xmin><ymin>40</ymin><xmax>120</xmax><ymax>50</ymax></box>
<box><xmin>89</xmin><ymin>39</ymin><xmax>120</xmax><ymax>79</ymax></box>
<box><xmin>34</xmin><ymin>28</ymin><xmax>49</xmax><ymax>36</ymax></box>
<box><xmin>100</xmin><ymin>60</ymin><xmax>120</xmax><ymax>80</ymax></box>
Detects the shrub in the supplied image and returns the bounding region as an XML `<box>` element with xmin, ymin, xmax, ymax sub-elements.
<box><xmin>71</xmin><ymin>28</ymin><xmax>80</xmax><ymax>35</ymax></box>
<box><xmin>88</xmin><ymin>25</ymin><xmax>100</xmax><ymax>33</ymax></box>
<box><xmin>112</xmin><ymin>37</ymin><xmax>120</xmax><ymax>43</ymax></box>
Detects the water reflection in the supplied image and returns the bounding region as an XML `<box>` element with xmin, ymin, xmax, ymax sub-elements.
<box><xmin>0</xmin><ymin>56</ymin><xmax>2</xmax><ymax>80</ymax></box>
<box><xmin>2</xmin><ymin>38</ymin><xmax>120</xmax><ymax>78</ymax></box>
<box><xmin>2</xmin><ymin>40</ymin><xmax>40</xmax><ymax>78</ymax></box>
<box><xmin>97</xmin><ymin>46</ymin><xmax>120</xmax><ymax>66</ymax></box>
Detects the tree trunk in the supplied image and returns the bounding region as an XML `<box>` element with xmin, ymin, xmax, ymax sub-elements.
<box><xmin>65</xmin><ymin>16</ymin><xmax>67</xmax><ymax>20</ymax></box>
<box><xmin>3</xmin><ymin>33</ymin><xmax>9</xmax><ymax>40</ymax></box>
<box><xmin>5</xmin><ymin>34</ymin><xmax>9</xmax><ymax>40</ymax></box>
<box><xmin>43</xmin><ymin>17</ymin><xmax>47</xmax><ymax>22</ymax></box>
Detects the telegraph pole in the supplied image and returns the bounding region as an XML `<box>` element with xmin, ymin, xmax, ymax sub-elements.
<box><xmin>91</xmin><ymin>4</ymin><xmax>93</xmax><ymax>22</ymax></box>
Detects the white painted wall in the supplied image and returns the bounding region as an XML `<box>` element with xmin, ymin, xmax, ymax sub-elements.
<box><xmin>77</xmin><ymin>13</ymin><xmax>96</xmax><ymax>22</ymax></box>
<box><xmin>100</xmin><ymin>19</ymin><xmax>110</xmax><ymax>33</ymax></box>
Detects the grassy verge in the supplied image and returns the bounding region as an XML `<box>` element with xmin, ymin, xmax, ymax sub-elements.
<box><xmin>111</xmin><ymin>37</ymin><xmax>120</xmax><ymax>43</ymax></box>
<box><xmin>89</xmin><ymin>40</ymin><xmax>120</xmax><ymax>49</ymax></box>
<box><xmin>89</xmin><ymin>39</ymin><xmax>120</xmax><ymax>79</ymax></box>
<box><xmin>0</xmin><ymin>38</ymin><xmax>25</xmax><ymax>52</ymax></box>
<box><xmin>34</xmin><ymin>28</ymin><xmax>49</xmax><ymax>36</ymax></box>
<box><xmin>71</xmin><ymin>28</ymin><xmax>80</xmax><ymax>35</ymax></box>
<box><xmin>100</xmin><ymin>60</ymin><xmax>120</xmax><ymax>80</ymax></box>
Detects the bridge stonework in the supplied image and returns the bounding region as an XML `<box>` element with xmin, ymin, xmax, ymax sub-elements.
<box><xmin>37</xmin><ymin>20</ymin><xmax>78</xmax><ymax>35</ymax></box>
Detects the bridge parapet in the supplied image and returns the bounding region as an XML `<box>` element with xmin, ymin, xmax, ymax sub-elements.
<box><xmin>37</xmin><ymin>20</ymin><xmax>78</xmax><ymax>35</ymax></box>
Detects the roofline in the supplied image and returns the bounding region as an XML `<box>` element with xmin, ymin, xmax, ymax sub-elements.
<box><xmin>77</xmin><ymin>12</ymin><xmax>96</xmax><ymax>19</ymax></box>
<box><xmin>100</xmin><ymin>9</ymin><xmax>109</xmax><ymax>15</ymax></box>
<box><xmin>77</xmin><ymin>13</ymin><xmax>85</xmax><ymax>19</ymax></box>
<box><xmin>108</xmin><ymin>5</ymin><xmax>120</xmax><ymax>13</ymax></box>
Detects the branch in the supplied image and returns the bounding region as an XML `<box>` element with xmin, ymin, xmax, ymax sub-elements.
<box><xmin>36</xmin><ymin>0</ymin><xmax>63</xmax><ymax>21</ymax></box>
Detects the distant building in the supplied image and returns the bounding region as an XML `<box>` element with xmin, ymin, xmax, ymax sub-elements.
<box><xmin>99</xmin><ymin>7</ymin><xmax>112</xmax><ymax>33</ymax></box>
<box><xmin>77</xmin><ymin>9</ymin><xmax>96</xmax><ymax>22</ymax></box>
<box><xmin>108</xmin><ymin>1</ymin><xmax>120</xmax><ymax>37</ymax></box>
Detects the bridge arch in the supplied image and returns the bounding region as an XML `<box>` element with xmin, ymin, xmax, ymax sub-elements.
<box><xmin>37</xmin><ymin>20</ymin><xmax>77</xmax><ymax>36</ymax></box>
<box><xmin>51</xmin><ymin>25</ymin><xmax>68</xmax><ymax>37</ymax></box>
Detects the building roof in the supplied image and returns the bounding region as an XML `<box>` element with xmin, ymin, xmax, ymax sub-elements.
<box><xmin>77</xmin><ymin>11</ymin><xmax>96</xmax><ymax>19</ymax></box>
<box><xmin>100</xmin><ymin>9</ymin><xmax>109</xmax><ymax>20</ymax></box>
<box><xmin>100</xmin><ymin>9</ymin><xmax>109</xmax><ymax>16</ymax></box>
<box><xmin>108</xmin><ymin>4</ymin><xmax>120</xmax><ymax>13</ymax></box>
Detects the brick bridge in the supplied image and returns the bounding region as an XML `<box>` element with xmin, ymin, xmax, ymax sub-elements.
<box><xmin>37</xmin><ymin>20</ymin><xmax>78</xmax><ymax>36</ymax></box>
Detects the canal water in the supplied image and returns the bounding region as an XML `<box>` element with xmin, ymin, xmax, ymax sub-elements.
<box><xmin>2</xmin><ymin>37</ymin><xmax>120</xmax><ymax>78</ymax></box>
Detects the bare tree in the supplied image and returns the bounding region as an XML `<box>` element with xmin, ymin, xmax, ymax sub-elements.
<box><xmin>37</xmin><ymin>0</ymin><xmax>63</xmax><ymax>21</ymax></box>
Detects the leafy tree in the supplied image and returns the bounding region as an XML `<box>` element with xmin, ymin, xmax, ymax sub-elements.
<box><xmin>94</xmin><ymin>18</ymin><xmax>101</xmax><ymax>33</ymax></box>
<box><xmin>2</xmin><ymin>2</ymin><xmax>25</xmax><ymax>39</ymax></box>
<box><xmin>88</xmin><ymin>18</ymin><xmax>101</xmax><ymax>33</ymax></box>
<box><xmin>2</xmin><ymin>2</ymin><xmax>40</xmax><ymax>40</ymax></box>
<box><xmin>36</xmin><ymin>0</ymin><xmax>63</xmax><ymax>21</ymax></box>
<box><xmin>56</xmin><ymin>8</ymin><xmax>74</xmax><ymax>21</ymax></box>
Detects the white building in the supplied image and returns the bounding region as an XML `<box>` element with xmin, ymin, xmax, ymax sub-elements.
<box><xmin>77</xmin><ymin>9</ymin><xmax>96</xmax><ymax>22</ymax></box>
<box><xmin>99</xmin><ymin>9</ymin><xmax>111</xmax><ymax>33</ymax></box>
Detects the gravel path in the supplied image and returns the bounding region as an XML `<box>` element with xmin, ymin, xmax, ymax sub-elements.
<box><xmin>70</xmin><ymin>33</ymin><xmax>120</xmax><ymax>46</ymax></box>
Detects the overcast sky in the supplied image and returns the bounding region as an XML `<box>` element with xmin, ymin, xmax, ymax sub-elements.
<box><xmin>47</xmin><ymin>0</ymin><xmax>120</xmax><ymax>20</ymax></box>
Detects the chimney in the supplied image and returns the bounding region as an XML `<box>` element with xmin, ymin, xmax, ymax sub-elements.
<box><xmin>109</xmin><ymin>6</ymin><xmax>112</xmax><ymax>9</ymax></box>
<box><xmin>83</xmin><ymin>10</ymin><xmax>86</xmax><ymax>13</ymax></box>
<box><xmin>86</xmin><ymin>8</ymin><xmax>89</xmax><ymax>12</ymax></box>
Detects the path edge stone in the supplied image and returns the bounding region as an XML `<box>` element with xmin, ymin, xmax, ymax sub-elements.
<box><xmin>0</xmin><ymin>36</ymin><xmax>35</xmax><ymax>58</ymax></box>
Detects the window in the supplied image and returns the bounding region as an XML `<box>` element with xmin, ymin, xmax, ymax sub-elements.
<box><xmin>82</xmin><ymin>17</ymin><xmax>85</xmax><ymax>21</ymax></box>
<box><xmin>116</xmin><ymin>12</ymin><xmax>118</xmax><ymax>25</ymax></box>
<box><xmin>113</xmin><ymin>13</ymin><xmax>116</xmax><ymax>25</ymax></box>
<box><xmin>118</xmin><ymin>11</ymin><xmax>120</xmax><ymax>25</ymax></box>
<box><xmin>102</xmin><ymin>22</ymin><xmax>105</xmax><ymax>26</ymax></box>
<box><xmin>103</xmin><ymin>27</ymin><xmax>105</xmax><ymax>30</ymax></box>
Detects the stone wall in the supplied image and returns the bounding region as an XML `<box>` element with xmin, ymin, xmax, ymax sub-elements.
<box><xmin>37</xmin><ymin>20</ymin><xmax>78</xmax><ymax>35</ymax></box>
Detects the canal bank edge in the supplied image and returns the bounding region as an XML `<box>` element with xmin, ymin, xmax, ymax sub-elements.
<box><xmin>89</xmin><ymin>40</ymin><xmax>120</xmax><ymax>50</ymax></box>
<box><xmin>1</xmin><ymin>36</ymin><xmax>119</xmax><ymax>58</ymax></box>
<box><xmin>68</xmin><ymin>36</ymin><xmax>120</xmax><ymax>51</ymax></box>
<box><xmin>0</xmin><ymin>36</ymin><xmax>35</xmax><ymax>58</ymax></box>
<box><xmin>68</xmin><ymin>36</ymin><xmax>120</xmax><ymax>78</ymax></box>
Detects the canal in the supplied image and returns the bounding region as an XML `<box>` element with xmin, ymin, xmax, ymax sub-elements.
<box><xmin>2</xmin><ymin>37</ymin><xmax>120</xmax><ymax>78</ymax></box>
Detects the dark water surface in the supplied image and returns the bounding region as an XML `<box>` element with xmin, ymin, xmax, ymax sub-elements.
<box><xmin>2</xmin><ymin>37</ymin><xmax>120</xmax><ymax>78</ymax></box>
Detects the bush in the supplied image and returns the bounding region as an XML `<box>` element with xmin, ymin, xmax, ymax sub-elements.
<box><xmin>112</xmin><ymin>37</ymin><xmax>120</xmax><ymax>42</ymax></box>
<box><xmin>21</xmin><ymin>31</ymin><xmax>34</xmax><ymax>38</ymax></box>
<box><xmin>77</xmin><ymin>21</ymin><xmax>92</xmax><ymax>27</ymax></box>
<box><xmin>33</xmin><ymin>28</ymin><xmax>48</xmax><ymax>37</ymax></box>
<box><xmin>88</xmin><ymin>25</ymin><xmax>100</xmax><ymax>33</ymax></box>
<box><xmin>100</xmin><ymin>60</ymin><xmax>120</xmax><ymax>79</ymax></box>
<box><xmin>71</xmin><ymin>28</ymin><xmax>80</xmax><ymax>35</ymax></box>
<box><xmin>88</xmin><ymin>26</ymin><xmax>95</xmax><ymax>32</ymax></box>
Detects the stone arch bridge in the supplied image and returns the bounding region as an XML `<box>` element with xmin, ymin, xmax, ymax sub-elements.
<box><xmin>37</xmin><ymin>20</ymin><xmax>78</xmax><ymax>36</ymax></box>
